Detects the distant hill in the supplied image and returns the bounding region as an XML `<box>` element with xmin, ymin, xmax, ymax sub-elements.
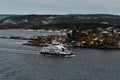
<box><xmin>0</xmin><ymin>14</ymin><xmax>120</xmax><ymax>25</ymax></box>
<box><xmin>0</xmin><ymin>15</ymin><xmax>9</xmax><ymax>21</ymax></box>
<box><xmin>0</xmin><ymin>14</ymin><xmax>17</xmax><ymax>21</ymax></box>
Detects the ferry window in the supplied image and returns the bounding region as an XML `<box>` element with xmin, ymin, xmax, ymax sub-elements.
<box><xmin>62</xmin><ymin>48</ymin><xmax>64</xmax><ymax>52</ymax></box>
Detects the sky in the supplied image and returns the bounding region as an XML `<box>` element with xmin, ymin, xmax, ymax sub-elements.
<box><xmin>0</xmin><ymin>0</ymin><xmax>120</xmax><ymax>15</ymax></box>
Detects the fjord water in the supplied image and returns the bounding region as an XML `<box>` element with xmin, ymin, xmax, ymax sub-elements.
<box><xmin>0</xmin><ymin>30</ymin><xmax>120</xmax><ymax>80</ymax></box>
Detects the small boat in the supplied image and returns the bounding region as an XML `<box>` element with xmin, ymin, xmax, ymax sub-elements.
<box><xmin>40</xmin><ymin>42</ymin><xmax>74</xmax><ymax>57</ymax></box>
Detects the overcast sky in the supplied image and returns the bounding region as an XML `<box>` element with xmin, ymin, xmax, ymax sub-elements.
<box><xmin>0</xmin><ymin>0</ymin><xmax>119</xmax><ymax>15</ymax></box>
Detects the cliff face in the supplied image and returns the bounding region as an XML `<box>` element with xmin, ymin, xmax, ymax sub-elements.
<box><xmin>0</xmin><ymin>14</ymin><xmax>120</xmax><ymax>25</ymax></box>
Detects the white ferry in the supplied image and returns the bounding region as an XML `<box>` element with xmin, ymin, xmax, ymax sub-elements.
<box><xmin>40</xmin><ymin>42</ymin><xmax>74</xmax><ymax>57</ymax></box>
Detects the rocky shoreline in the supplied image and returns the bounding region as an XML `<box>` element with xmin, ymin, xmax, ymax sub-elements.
<box><xmin>0</xmin><ymin>36</ymin><xmax>32</xmax><ymax>40</ymax></box>
<box><xmin>73</xmin><ymin>46</ymin><xmax>120</xmax><ymax>50</ymax></box>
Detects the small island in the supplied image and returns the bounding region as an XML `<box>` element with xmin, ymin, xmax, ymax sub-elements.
<box><xmin>22</xmin><ymin>26</ymin><xmax>120</xmax><ymax>49</ymax></box>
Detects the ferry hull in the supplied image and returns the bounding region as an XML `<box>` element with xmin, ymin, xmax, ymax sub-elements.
<box><xmin>40</xmin><ymin>52</ymin><xmax>74</xmax><ymax>57</ymax></box>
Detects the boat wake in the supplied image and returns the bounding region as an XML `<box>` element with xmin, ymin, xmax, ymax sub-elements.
<box><xmin>0</xmin><ymin>48</ymin><xmax>40</xmax><ymax>55</ymax></box>
<box><xmin>64</xmin><ymin>54</ymin><xmax>75</xmax><ymax>58</ymax></box>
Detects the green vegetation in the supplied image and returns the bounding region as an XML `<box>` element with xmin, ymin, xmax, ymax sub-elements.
<box><xmin>0</xmin><ymin>23</ymin><xmax>113</xmax><ymax>30</ymax></box>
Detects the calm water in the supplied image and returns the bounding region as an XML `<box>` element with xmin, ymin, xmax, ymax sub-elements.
<box><xmin>0</xmin><ymin>30</ymin><xmax>120</xmax><ymax>80</ymax></box>
<box><xmin>0</xmin><ymin>29</ymin><xmax>66</xmax><ymax>38</ymax></box>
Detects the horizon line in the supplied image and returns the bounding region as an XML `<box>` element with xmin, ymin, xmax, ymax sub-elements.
<box><xmin>0</xmin><ymin>13</ymin><xmax>120</xmax><ymax>16</ymax></box>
